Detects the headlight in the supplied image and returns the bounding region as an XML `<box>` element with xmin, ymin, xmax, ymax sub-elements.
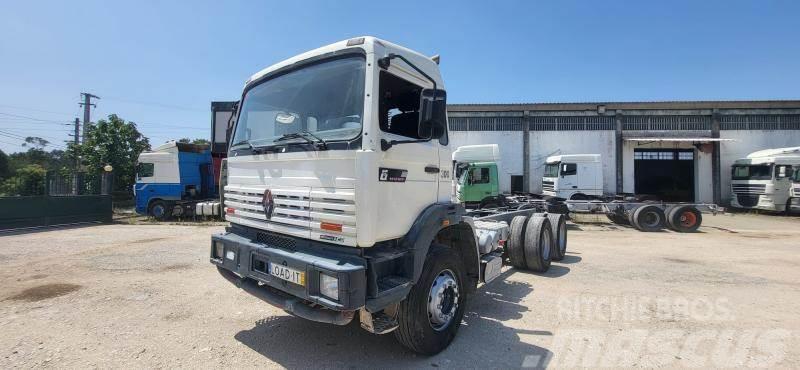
<box><xmin>214</xmin><ymin>241</ymin><xmax>224</xmax><ymax>260</ymax></box>
<box><xmin>319</xmin><ymin>273</ymin><xmax>339</xmax><ymax>301</ymax></box>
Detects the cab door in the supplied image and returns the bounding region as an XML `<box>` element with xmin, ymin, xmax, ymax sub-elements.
<box><xmin>560</xmin><ymin>163</ymin><xmax>578</xmax><ymax>190</ymax></box>
<box><xmin>375</xmin><ymin>69</ymin><xmax>439</xmax><ymax>240</ymax></box>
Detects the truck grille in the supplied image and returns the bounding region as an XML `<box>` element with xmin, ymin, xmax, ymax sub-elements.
<box><xmin>736</xmin><ymin>194</ymin><xmax>760</xmax><ymax>207</ymax></box>
<box><xmin>223</xmin><ymin>185</ymin><xmax>357</xmax><ymax>246</ymax></box>
<box><xmin>731</xmin><ymin>184</ymin><xmax>766</xmax><ymax>195</ymax></box>
<box><xmin>542</xmin><ymin>180</ymin><xmax>555</xmax><ymax>192</ymax></box>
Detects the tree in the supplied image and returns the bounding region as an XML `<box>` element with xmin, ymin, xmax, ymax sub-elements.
<box><xmin>0</xmin><ymin>149</ymin><xmax>9</xmax><ymax>180</ymax></box>
<box><xmin>0</xmin><ymin>164</ymin><xmax>46</xmax><ymax>196</ymax></box>
<box><xmin>80</xmin><ymin>114</ymin><xmax>151</xmax><ymax>193</ymax></box>
<box><xmin>22</xmin><ymin>136</ymin><xmax>50</xmax><ymax>150</ymax></box>
<box><xmin>178</xmin><ymin>138</ymin><xmax>210</xmax><ymax>145</ymax></box>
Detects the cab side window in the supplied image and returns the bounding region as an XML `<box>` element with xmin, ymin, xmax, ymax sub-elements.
<box><xmin>471</xmin><ymin>167</ymin><xmax>490</xmax><ymax>184</ymax></box>
<box><xmin>562</xmin><ymin>163</ymin><xmax>577</xmax><ymax>176</ymax></box>
<box><xmin>379</xmin><ymin>71</ymin><xmax>423</xmax><ymax>139</ymax></box>
<box><xmin>137</xmin><ymin>163</ymin><xmax>154</xmax><ymax>179</ymax></box>
<box><xmin>776</xmin><ymin>165</ymin><xmax>793</xmax><ymax>179</ymax></box>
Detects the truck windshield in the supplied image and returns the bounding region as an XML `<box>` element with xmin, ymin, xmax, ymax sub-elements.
<box><xmin>732</xmin><ymin>165</ymin><xmax>772</xmax><ymax>180</ymax></box>
<box><xmin>544</xmin><ymin>163</ymin><xmax>560</xmax><ymax>178</ymax></box>
<box><xmin>231</xmin><ymin>56</ymin><xmax>366</xmax><ymax>152</ymax></box>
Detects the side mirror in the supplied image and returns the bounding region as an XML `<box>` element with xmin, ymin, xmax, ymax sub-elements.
<box><xmin>418</xmin><ymin>89</ymin><xmax>447</xmax><ymax>139</ymax></box>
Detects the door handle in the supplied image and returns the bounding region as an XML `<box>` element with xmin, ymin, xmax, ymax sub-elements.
<box><xmin>572</xmin><ymin>186</ymin><xmax>578</xmax><ymax>189</ymax></box>
<box><xmin>425</xmin><ymin>166</ymin><xmax>440</xmax><ymax>173</ymax></box>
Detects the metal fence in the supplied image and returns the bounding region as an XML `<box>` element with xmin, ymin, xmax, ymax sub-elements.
<box><xmin>0</xmin><ymin>170</ymin><xmax>113</xmax><ymax>231</ymax></box>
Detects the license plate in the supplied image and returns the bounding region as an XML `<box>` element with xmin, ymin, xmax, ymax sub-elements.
<box><xmin>268</xmin><ymin>263</ymin><xmax>305</xmax><ymax>286</ymax></box>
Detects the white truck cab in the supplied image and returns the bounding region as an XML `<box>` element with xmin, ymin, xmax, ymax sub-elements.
<box><xmin>542</xmin><ymin>154</ymin><xmax>602</xmax><ymax>200</ymax></box>
<box><xmin>211</xmin><ymin>37</ymin><xmax>569</xmax><ymax>355</ymax></box>
<box><xmin>730</xmin><ymin>147</ymin><xmax>800</xmax><ymax>213</ymax></box>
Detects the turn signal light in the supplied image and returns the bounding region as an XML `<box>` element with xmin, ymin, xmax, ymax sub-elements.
<box><xmin>226</xmin><ymin>207</ymin><xmax>235</xmax><ymax>214</ymax></box>
<box><xmin>320</xmin><ymin>222</ymin><xmax>342</xmax><ymax>232</ymax></box>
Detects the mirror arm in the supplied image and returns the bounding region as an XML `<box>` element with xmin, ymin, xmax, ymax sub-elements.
<box><xmin>381</xmin><ymin>138</ymin><xmax>431</xmax><ymax>151</ymax></box>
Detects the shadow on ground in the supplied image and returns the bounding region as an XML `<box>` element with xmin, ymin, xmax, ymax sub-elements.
<box><xmin>235</xmin><ymin>269</ymin><xmax>552</xmax><ymax>368</ymax></box>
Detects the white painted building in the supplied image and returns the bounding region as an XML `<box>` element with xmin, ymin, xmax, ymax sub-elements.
<box><xmin>448</xmin><ymin>101</ymin><xmax>800</xmax><ymax>205</ymax></box>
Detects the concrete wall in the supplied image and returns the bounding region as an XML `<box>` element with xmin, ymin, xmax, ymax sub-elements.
<box><xmin>449</xmin><ymin>131</ymin><xmax>523</xmax><ymax>192</ymax></box>
<box><xmin>720</xmin><ymin>130</ymin><xmax>800</xmax><ymax>201</ymax></box>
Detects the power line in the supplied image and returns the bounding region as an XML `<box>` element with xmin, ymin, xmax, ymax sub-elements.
<box><xmin>0</xmin><ymin>130</ymin><xmax>67</xmax><ymax>150</ymax></box>
<box><xmin>0</xmin><ymin>112</ymin><xmax>72</xmax><ymax>123</ymax></box>
<box><xmin>0</xmin><ymin>104</ymin><xmax>74</xmax><ymax>116</ymax></box>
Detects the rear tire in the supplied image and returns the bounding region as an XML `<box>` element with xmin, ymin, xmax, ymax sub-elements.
<box><xmin>395</xmin><ymin>244</ymin><xmax>467</xmax><ymax>355</ymax></box>
<box><xmin>524</xmin><ymin>216</ymin><xmax>552</xmax><ymax>272</ymax></box>
<box><xmin>666</xmin><ymin>205</ymin><xmax>702</xmax><ymax>232</ymax></box>
<box><xmin>507</xmin><ymin>216</ymin><xmax>528</xmax><ymax>268</ymax></box>
<box><xmin>547</xmin><ymin>213</ymin><xmax>568</xmax><ymax>261</ymax></box>
<box><xmin>631</xmin><ymin>205</ymin><xmax>666</xmax><ymax>232</ymax></box>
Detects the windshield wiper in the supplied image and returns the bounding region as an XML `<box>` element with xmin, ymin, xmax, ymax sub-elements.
<box><xmin>274</xmin><ymin>131</ymin><xmax>329</xmax><ymax>150</ymax></box>
<box><xmin>229</xmin><ymin>139</ymin><xmax>276</xmax><ymax>154</ymax></box>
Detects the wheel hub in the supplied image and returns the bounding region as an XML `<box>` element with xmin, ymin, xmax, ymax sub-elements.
<box><xmin>642</xmin><ymin>212</ymin><xmax>661</xmax><ymax>227</ymax></box>
<box><xmin>428</xmin><ymin>269</ymin><xmax>459</xmax><ymax>331</ymax></box>
<box><xmin>541</xmin><ymin>227</ymin><xmax>551</xmax><ymax>258</ymax></box>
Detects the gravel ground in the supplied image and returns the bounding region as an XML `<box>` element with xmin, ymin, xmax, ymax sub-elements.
<box><xmin>1</xmin><ymin>213</ymin><xmax>798</xmax><ymax>368</ymax></box>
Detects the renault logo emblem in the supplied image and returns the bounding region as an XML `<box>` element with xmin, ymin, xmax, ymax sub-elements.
<box><xmin>262</xmin><ymin>189</ymin><xmax>275</xmax><ymax>219</ymax></box>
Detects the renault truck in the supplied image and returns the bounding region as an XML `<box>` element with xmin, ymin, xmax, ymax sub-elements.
<box><xmin>209</xmin><ymin>37</ymin><xmax>571</xmax><ymax>354</ymax></box>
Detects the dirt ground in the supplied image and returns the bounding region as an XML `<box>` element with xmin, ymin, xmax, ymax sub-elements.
<box><xmin>1</xmin><ymin>213</ymin><xmax>798</xmax><ymax>369</ymax></box>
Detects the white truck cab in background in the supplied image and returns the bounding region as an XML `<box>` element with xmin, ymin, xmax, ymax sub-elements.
<box><xmin>542</xmin><ymin>154</ymin><xmax>602</xmax><ymax>200</ymax></box>
<box><xmin>730</xmin><ymin>146</ymin><xmax>800</xmax><ymax>213</ymax></box>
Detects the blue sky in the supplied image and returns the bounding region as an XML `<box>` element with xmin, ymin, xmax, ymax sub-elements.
<box><xmin>1</xmin><ymin>0</ymin><xmax>798</xmax><ymax>154</ymax></box>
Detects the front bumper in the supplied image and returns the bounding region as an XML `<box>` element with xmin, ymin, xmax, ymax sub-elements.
<box><xmin>211</xmin><ymin>231</ymin><xmax>367</xmax><ymax>321</ymax></box>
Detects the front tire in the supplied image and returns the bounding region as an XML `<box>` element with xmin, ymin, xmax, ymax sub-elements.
<box><xmin>395</xmin><ymin>244</ymin><xmax>467</xmax><ymax>355</ymax></box>
<box><xmin>148</xmin><ymin>200</ymin><xmax>170</xmax><ymax>221</ymax></box>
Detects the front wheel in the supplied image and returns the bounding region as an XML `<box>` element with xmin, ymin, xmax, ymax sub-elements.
<box><xmin>395</xmin><ymin>244</ymin><xmax>467</xmax><ymax>355</ymax></box>
<box><xmin>148</xmin><ymin>200</ymin><xmax>171</xmax><ymax>221</ymax></box>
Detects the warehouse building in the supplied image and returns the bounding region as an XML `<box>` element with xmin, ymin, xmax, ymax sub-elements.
<box><xmin>447</xmin><ymin>101</ymin><xmax>800</xmax><ymax>205</ymax></box>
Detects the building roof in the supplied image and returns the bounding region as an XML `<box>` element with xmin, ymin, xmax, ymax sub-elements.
<box><xmin>447</xmin><ymin>100</ymin><xmax>800</xmax><ymax>112</ymax></box>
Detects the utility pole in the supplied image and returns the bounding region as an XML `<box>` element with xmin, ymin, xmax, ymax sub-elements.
<box><xmin>73</xmin><ymin>118</ymin><xmax>80</xmax><ymax>146</ymax></box>
<box><xmin>80</xmin><ymin>92</ymin><xmax>100</xmax><ymax>143</ymax></box>
<box><xmin>70</xmin><ymin>117</ymin><xmax>81</xmax><ymax>194</ymax></box>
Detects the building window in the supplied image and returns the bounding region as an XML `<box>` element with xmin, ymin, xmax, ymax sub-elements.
<box><xmin>678</xmin><ymin>151</ymin><xmax>694</xmax><ymax>160</ymax></box>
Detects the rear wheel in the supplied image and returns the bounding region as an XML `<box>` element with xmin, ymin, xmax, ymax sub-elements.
<box><xmin>666</xmin><ymin>205</ymin><xmax>702</xmax><ymax>232</ymax></box>
<box><xmin>395</xmin><ymin>244</ymin><xmax>467</xmax><ymax>355</ymax></box>
<box><xmin>547</xmin><ymin>213</ymin><xmax>568</xmax><ymax>261</ymax></box>
<box><xmin>524</xmin><ymin>216</ymin><xmax>552</xmax><ymax>272</ymax></box>
<box><xmin>506</xmin><ymin>216</ymin><xmax>529</xmax><ymax>268</ymax></box>
<box><xmin>631</xmin><ymin>205</ymin><xmax>666</xmax><ymax>232</ymax></box>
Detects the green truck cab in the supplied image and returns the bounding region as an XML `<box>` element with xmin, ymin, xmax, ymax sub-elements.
<box><xmin>456</xmin><ymin>162</ymin><xmax>500</xmax><ymax>205</ymax></box>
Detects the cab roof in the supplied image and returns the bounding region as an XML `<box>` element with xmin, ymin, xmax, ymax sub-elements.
<box><xmin>245</xmin><ymin>36</ymin><xmax>444</xmax><ymax>89</ymax></box>
<box><xmin>546</xmin><ymin>154</ymin><xmax>601</xmax><ymax>164</ymax></box>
